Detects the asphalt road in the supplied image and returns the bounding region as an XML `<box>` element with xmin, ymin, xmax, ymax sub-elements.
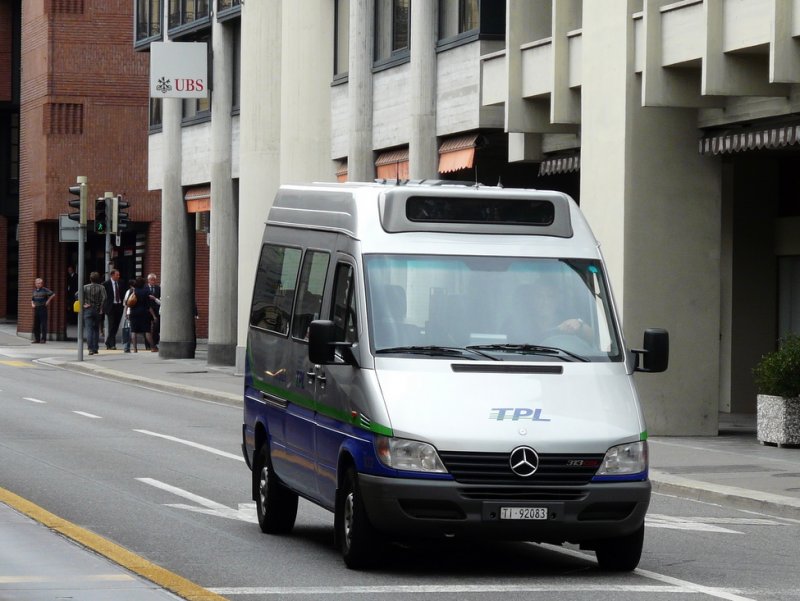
<box><xmin>1</xmin><ymin>359</ymin><xmax>799</xmax><ymax>601</ymax></box>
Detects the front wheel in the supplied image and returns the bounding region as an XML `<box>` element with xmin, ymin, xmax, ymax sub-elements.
<box><xmin>254</xmin><ymin>444</ymin><xmax>298</xmax><ymax>534</ymax></box>
<box><xmin>335</xmin><ymin>467</ymin><xmax>380</xmax><ymax>569</ymax></box>
<box><xmin>593</xmin><ymin>523</ymin><xmax>644</xmax><ymax>572</ymax></box>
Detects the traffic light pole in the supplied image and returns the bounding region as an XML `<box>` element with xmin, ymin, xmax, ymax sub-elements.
<box><xmin>104</xmin><ymin>191</ymin><xmax>113</xmax><ymax>281</ymax></box>
<box><xmin>75</xmin><ymin>176</ymin><xmax>87</xmax><ymax>362</ymax></box>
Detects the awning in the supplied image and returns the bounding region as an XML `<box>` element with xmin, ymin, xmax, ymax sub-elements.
<box><xmin>336</xmin><ymin>160</ymin><xmax>348</xmax><ymax>183</ymax></box>
<box><xmin>375</xmin><ymin>147</ymin><xmax>409</xmax><ymax>180</ymax></box>
<box><xmin>538</xmin><ymin>155</ymin><xmax>580</xmax><ymax>176</ymax></box>
<box><xmin>438</xmin><ymin>133</ymin><xmax>481</xmax><ymax>174</ymax></box>
<box><xmin>184</xmin><ymin>185</ymin><xmax>210</xmax><ymax>213</ymax></box>
<box><xmin>699</xmin><ymin>124</ymin><xmax>800</xmax><ymax>155</ymax></box>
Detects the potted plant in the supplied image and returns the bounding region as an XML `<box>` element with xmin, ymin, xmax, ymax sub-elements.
<box><xmin>753</xmin><ymin>334</ymin><xmax>800</xmax><ymax>447</ymax></box>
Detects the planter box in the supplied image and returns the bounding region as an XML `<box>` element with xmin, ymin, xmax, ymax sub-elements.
<box><xmin>757</xmin><ymin>394</ymin><xmax>800</xmax><ymax>447</ymax></box>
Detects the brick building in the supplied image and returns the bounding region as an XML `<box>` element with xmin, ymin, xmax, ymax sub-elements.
<box><xmin>2</xmin><ymin>0</ymin><xmax>209</xmax><ymax>342</ymax></box>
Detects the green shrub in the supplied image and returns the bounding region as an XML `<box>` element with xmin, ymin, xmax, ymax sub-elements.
<box><xmin>753</xmin><ymin>334</ymin><xmax>800</xmax><ymax>399</ymax></box>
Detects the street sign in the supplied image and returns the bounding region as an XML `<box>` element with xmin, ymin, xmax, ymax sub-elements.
<box><xmin>59</xmin><ymin>214</ymin><xmax>86</xmax><ymax>242</ymax></box>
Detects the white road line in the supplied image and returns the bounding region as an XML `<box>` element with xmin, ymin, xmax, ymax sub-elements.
<box><xmin>23</xmin><ymin>397</ymin><xmax>46</xmax><ymax>404</ymax></box>
<box><xmin>543</xmin><ymin>545</ymin><xmax>758</xmax><ymax>601</ymax></box>
<box><xmin>73</xmin><ymin>411</ymin><xmax>102</xmax><ymax>419</ymax></box>
<box><xmin>133</xmin><ymin>429</ymin><xmax>244</xmax><ymax>462</ymax></box>
<box><xmin>136</xmin><ymin>478</ymin><xmax>254</xmax><ymax>522</ymax></box>
<box><xmin>208</xmin><ymin>584</ymin><xmax>697</xmax><ymax>595</ymax></box>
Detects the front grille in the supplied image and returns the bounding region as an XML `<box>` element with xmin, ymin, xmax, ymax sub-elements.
<box><xmin>460</xmin><ymin>487</ymin><xmax>587</xmax><ymax>502</ymax></box>
<box><xmin>439</xmin><ymin>451</ymin><xmax>603</xmax><ymax>486</ymax></box>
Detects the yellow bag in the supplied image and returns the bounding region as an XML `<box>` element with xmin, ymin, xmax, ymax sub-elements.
<box><xmin>73</xmin><ymin>299</ymin><xmax>81</xmax><ymax>313</ymax></box>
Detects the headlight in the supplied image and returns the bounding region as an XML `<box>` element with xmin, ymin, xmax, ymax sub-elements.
<box><xmin>596</xmin><ymin>441</ymin><xmax>648</xmax><ymax>476</ymax></box>
<box><xmin>375</xmin><ymin>436</ymin><xmax>447</xmax><ymax>473</ymax></box>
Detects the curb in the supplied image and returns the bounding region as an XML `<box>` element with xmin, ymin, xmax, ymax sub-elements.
<box><xmin>42</xmin><ymin>358</ymin><xmax>242</xmax><ymax>405</ymax></box>
<box><xmin>650</xmin><ymin>470</ymin><xmax>800</xmax><ymax>522</ymax></box>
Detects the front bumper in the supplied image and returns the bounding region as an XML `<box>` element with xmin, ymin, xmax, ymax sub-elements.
<box><xmin>358</xmin><ymin>474</ymin><xmax>650</xmax><ymax>544</ymax></box>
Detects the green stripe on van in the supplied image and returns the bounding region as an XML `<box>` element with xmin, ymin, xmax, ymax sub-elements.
<box><xmin>640</xmin><ymin>430</ymin><xmax>648</xmax><ymax>441</ymax></box>
<box><xmin>252</xmin><ymin>375</ymin><xmax>393</xmax><ymax>437</ymax></box>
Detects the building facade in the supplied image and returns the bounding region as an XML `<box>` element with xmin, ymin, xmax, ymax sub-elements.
<box><xmin>140</xmin><ymin>0</ymin><xmax>800</xmax><ymax>435</ymax></box>
<box><xmin>1</xmin><ymin>0</ymin><xmax>188</xmax><ymax>342</ymax></box>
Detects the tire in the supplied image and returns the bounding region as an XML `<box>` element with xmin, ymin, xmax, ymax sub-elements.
<box><xmin>254</xmin><ymin>444</ymin><xmax>298</xmax><ymax>535</ymax></box>
<box><xmin>594</xmin><ymin>523</ymin><xmax>644</xmax><ymax>572</ymax></box>
<box><xmin>335</xmin><ymin>467</ymin><xmax>380</xmax><ymax>569</ymax></box>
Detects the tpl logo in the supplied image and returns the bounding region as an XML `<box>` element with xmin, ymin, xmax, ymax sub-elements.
<box><xmin>490</xmin><ymin>408</ymin><xmax>551</xmax><ymax>422</ymax></box>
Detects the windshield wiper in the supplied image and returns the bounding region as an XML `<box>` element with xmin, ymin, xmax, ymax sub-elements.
<box><xmin>376</xmin><ymin>345</ymin><xmax>499</xmax><ymax>360</ymax></box>
<box><xmin>466</xmin><ymin>343</ymin><xmax>589</xmax><ymax>362</ymax></box>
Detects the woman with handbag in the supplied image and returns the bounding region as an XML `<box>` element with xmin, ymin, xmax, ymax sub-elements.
<box><xmin>121</xmin><ymin>279</ymin><xmax>135</xmax><ymax>352</ymax></box>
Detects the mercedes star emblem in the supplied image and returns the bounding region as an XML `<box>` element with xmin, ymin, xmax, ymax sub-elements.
<box><xmin>509</xmin><ymin>446</ymin><xmax>539</xmax><ymax>477</ymax></box>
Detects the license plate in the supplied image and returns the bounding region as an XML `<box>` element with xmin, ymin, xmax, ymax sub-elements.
<box><xmin>500</xmin><ymin>507</ymin><xmax>548</xmax><ymax>520</ymax></box>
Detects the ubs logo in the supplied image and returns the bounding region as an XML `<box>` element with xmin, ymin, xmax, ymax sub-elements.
<box><xmin>509</xmin><ymin>446</ymin><xmax>539</xmax><ymax>477</ymax></box>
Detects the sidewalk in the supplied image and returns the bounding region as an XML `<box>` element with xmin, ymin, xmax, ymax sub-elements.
<box><xmin>2</xmin><ymin>321</ymin><xmax>800</xmax><ymax>598</ymax></box>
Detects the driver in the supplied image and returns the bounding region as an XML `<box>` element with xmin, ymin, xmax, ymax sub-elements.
<box><xmin>507</xmin><ymin>280</ymin><xmax>592</xmax><ymax>343</ymax></box>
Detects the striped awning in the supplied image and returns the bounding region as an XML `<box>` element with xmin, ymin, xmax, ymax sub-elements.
<box><xmin>184</xmin><ymin>185</ymin><xmax>210</xmax><ymax>213</ymax></box>
<box><xmin>375</xmin><ymin>147</ymin><xmax>409</xmax><ymax>180</ymax></box>
<box><xmin>336</xmin><ymin>160</ymin><xmax>348</xmax><ymax>183</ymax></box>
<box><xmin>699</xmin><ymin>124</ymin><xmax>800</xmax><ymax>155</ymax></box>
<box><xmin>538</xmin><ymin>155</ymin><xmax>580</xmax><ymax>176</ymax></box>
<box><xmin>438</xmin><ymin>133</ymin><xmax>481</xmax><ymax>174</ymax></box>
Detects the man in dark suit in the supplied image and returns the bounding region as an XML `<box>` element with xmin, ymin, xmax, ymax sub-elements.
<box><xmin>146</xmin><ymin>272</ymin><xmax>161</xmax><ymax>351</ymax></box>
<box><xmin>66</xmin><ymin>266</ymin><xmax>78</xmax><ymax>325</ymax></box>
<box><xmin>102</xmin><ymin>269</ymin><xmax>125</xmax><ymax>350</ymax></box>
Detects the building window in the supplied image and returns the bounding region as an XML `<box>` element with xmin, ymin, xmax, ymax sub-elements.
<box><xmin>217</xmin><ymin>0</ymin><xmax>241</xmax><ymax>22</ymax></box>
<box><xmin>334</xmin><ymin>0</ymin><xmax>349</xmax><ymax>77</ymax></box>
<box><xmin>232</xmin><ymin>21</ymin><xmax>241</xmax><ymax>111</ymax></box>
<box><xmin>375</xmin><ymin>0</ymin><xmax>410</xmax><ymax>63</ymax></box>
<box><xmin>168</xmin><ymin>0</ymin><xmax>210</xmax><ymax>30</ymax></box>
<box><xmin>136</xmin><ymin>0</ymin><xmax>162</xmax><ymax>43</ymax></box>
<box><xmin>9</xmin><ymin>112</ymin><xmax>19</xmax><ymax>186</ymax></box>
<box><xmin>439</xmin><ymin>0</ymin><xmax>478</xmax><ymax>40</ymax></box>
<box><xmin>183</xmin><ymin>94</ymin><xmax>211</xmax><ymax>123</ymax></box>
<box><xmin>149</xmin><ymin>98</ymin><xmax>162</xmax><ymax>130</ymax></box>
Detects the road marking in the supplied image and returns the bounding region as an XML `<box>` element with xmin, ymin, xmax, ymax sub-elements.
<box><xmin>134</xmin><ymin>429</ymin><xmax>244</xmax><ymax>462</ymax></box>
<box><xmin>73</xmin><ymin>411</ymin><xmax>102</xmax><ymax>419</ymax></box>
<box><xmin>137</xmin><ymin>477</ymin><xmax>255</xmax><ymax>522</ymax></box>
<box><xmin>23</xmin><ymin>397</ymin><xmax>47</xmax><ymax>404</ymax></box>
<box><xmin>0</xmin><ymin>360</ymin><xmax>33</xmax><ymax>367</ymax></box>
<box><xmin>208</xmin><ymin>584</ymin><xmax>701</xmax><ymax>595</ymax></box>
<box><xmin>544</xmin><ymin>544</ymin><xmax>758</xmax><ymax>601</ymax></box>
<box><xmin>646</xmin><ymin>514</ymin><xmax>780</xmax><ymax>534</ymax></box>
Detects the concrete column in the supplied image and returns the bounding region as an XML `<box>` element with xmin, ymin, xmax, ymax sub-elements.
<box><xmin>208</xmin><ymin>17</ymin><xmax>237</xmax><ymax>366</ymax></box>
<box><xmin>279</xmin><ymin>1</ymin><xmax>335</xmax><ymax>183</ymax></box>
<box><xmin>159</xmin><ymin>97</ymin><xmax>195</xmax><ymax>359</ymax></box>
<box><xmin>580</xmin><ymin>1</ymin><xmax>721</xmax><ymax>435</ymax></box>
<box><xmin>409</xmin><ymin>0</ymin><xmax>437</xmax><ymax>180</ymax></box>
<box><xmin>236</xmin><ymin>1</ymin><xmax>282</xmax><ymax>371</ymax></box>
<box><xmin>347</xmin><ymin>0</ymin><xmax>374</xmax><ymax>181</ymax></box>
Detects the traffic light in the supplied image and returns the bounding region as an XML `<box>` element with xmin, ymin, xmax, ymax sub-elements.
<box><xmin>67</xmin><ymin>182</ymin><xmax>87</xmax><ymax>224</ymax></box>
<box><xmin>111</xmin><ymin>195</ymin><xmax>129</xmax><ymax>233</ymax></box>
<box><xmin>94</xmin><ymin>197</ymin><xmax>108</xmax><ymax>234</ymax></box>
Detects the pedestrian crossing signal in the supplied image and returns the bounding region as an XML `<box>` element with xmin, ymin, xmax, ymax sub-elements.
<box><xmin>94</xmin><ymin>198</ymin><xmax>108</xmax><ymax>234</ymax></box>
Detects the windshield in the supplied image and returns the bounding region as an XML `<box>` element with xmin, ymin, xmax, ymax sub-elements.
<box><xmin>364</xmin><ymin>255</ymin><xmax>622</xmax><ymax>362</ymax></box>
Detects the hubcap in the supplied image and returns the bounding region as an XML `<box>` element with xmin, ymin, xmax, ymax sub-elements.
<box><xmin>259</xmin><ymin>466</ymin><xmax>268</xmax><ymax>515</ymax></box>
<box><xmin>343</xmin><ymin>491</ymin><xmax>354</xmax><ymax>550</ymax></box>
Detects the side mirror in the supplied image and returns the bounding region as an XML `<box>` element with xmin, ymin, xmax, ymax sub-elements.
<box><xmin>308</xmin><ymin>320</ymin><xmax>358</xmax><ymax>366</ymax></box>
<box><xmin>309</xmin><ymin>320</ymin><xmax>336</xmax><ymax>364</ymax></box>
<box><xmin>633</xmin><ymin>328</ymin><xmax>669</xmax><ymax>373</ymax></box>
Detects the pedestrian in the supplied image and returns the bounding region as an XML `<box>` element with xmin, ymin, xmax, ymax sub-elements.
<box><xmin>66</xmin><ymin>266</ymin><xmax>78</xmax><ymax>325</ymax></box>
<box><xmin>82</xmin><ymin>271</ymin><xmax>106</xmax><ymax>356</ymax></box>
<box><xmin>128</xmin><ymin>276</ymin><xmax>156</xmax><ymax>353</ymax></box>
<box><xmin>121</xmin><ymin>279</ymin><xmax>135</xmax><ymax>353</ymax></box>
<box><xmin>146</xmin><ymin>273</ymin><xmax>161</xmax><ymax>351</ymax></box>
<box><xmin>31</xmin><ymin>277</ymin><xmax>55</xmax><ymax>343</ymax></box>
<box><xmin>102</xmin><ymin>269</ymin><xmax>125</xmax><ymax>350</ymax></box>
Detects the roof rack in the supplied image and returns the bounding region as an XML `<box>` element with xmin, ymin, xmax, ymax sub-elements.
<box><xmin>373</xmin><ymin>178</ymin><xmax>484</xmax><ymax>187</ymax></box>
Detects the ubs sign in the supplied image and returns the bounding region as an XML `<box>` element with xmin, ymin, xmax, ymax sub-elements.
<box><xmin>150</xmin><ymin>42</ymin><xmax>208</xmax><ymax>99</ymax></box>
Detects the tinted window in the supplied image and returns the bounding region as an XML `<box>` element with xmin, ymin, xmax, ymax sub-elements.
<box><xmin>331</xmin><ymin>263</ymin><xmax>358</xmax><ymax>343</ymax></box>
<box><xmin>292</xmin><ymin>251</ymin><xmax>330</xmax><ymax>340</ymax></box>
<box><xmin>406</xmin><ymin>196</ymin><xmax>555</xmax><ymax>225</ymax></box>
<box><xmin>250</xmin><ymin>244</ymin><xmax>301</xmax><ymax>335</ymax></box>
